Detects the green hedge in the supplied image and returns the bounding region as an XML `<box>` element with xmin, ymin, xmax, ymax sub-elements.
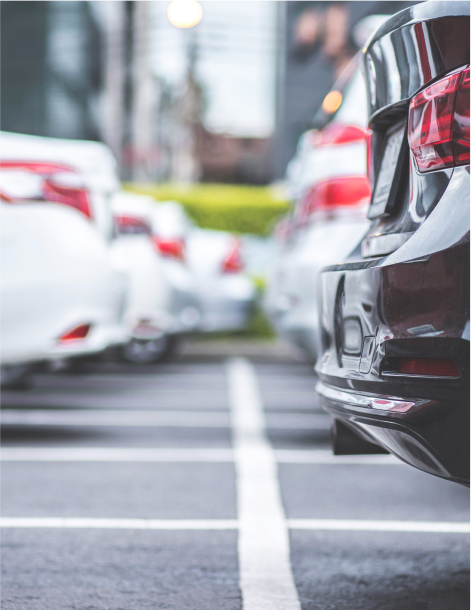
<box><xmin>123</xmin><ymin>182</ymin><xmax>289</xmax><ymax>235</ymax></box>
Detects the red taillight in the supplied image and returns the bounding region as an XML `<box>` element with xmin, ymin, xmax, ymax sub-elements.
<box><xmin>58</xmin><ymin>324</ymin><xmax>91</xmax><ymax>343</ymax></box>
<box><xmin>115</xmin><ymin>214</ymin><xmax>151</xmax><ymax>235</ymax></box>
<box><xmin>302</xmin><ymin>175</ymin><xmax>371</xmax><ymax>216</ymax></box>
<box><xmin>408</xmin><ymin>66</ymin><xmax>470</xmax><ymax>172</ymax></box>
<box><xmin>315</xmin><ymin>123</ymin><xmax>367</xmax><ymax>147</ymax></box>
<box><xmin>42</xmin><ymin>179</ymin><xmax>92</xmax><ymax>219</ymax></box>
<box><xmin>398</xmin><ymin>357</ymin><xmax>460</xmax><ymax>377</ymax></box>
<box><xmin>453</xmin><ymin>68</ymin><xmax>470</xmax><ymax>165</ymax></box>
<box><xmin>222</xmin><ymin>239</ymin><xmax>243</xmax><ymax>273</ymax></box>
<box><xmin>0</xmin><ymin>161</ymin><xmax>92</xmax><ymax>219</ymax></box>
<box><xmin>152</xmin><ymin>236</ymin><xmax>185</xmax><ymax>261</ymax></box>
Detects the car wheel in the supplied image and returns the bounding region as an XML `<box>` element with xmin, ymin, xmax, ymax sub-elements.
<box><xmin>1</xmin><ymin>364</ymin><xmax>34</xmax><ymax>390</ymax></box>
<box><xmin>120</xmin><ymin>336</ymin><xmax>180</xmax><ymax>364</ymax></box>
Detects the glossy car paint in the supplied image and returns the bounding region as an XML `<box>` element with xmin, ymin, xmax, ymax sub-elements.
<box><xmin>315</xmin><ymin>1</ymin><xmax>470</xmax><ymax>485</ymax></box>
<box><xmin>1</xmin><ymin>201</ymin><xmax>127</xmax><ymax>367</ymax></box>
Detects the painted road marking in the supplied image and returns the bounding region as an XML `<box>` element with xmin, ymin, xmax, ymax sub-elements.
<box><xmin>0</xmin><ymin>409</ymin><xmax>329</xmax><ymax>430</ymax></box>
<box><xmin>0</xmin><ymin>518</ymin><xmax>238</xmax><ymax>530</ymax></box>
<box><xmin>0</xmin><ymin>410</ymin><xmax>230</xmax><ymax>428</ymax></box>
<box><xmin>0</xmin><ymin>448</ymin><xmax>235</xmax><ymax>462</ymax></box>
<box><xmin>1</xmin><ymin>518</ymin><xmax>467</xmax><ymax>534</ymax></box>
<box><xmin>228</xmin><ymin>358</ymin><xmax>302</xmax><ymax>610</ymax></box>
<box><xmin>1</xmin><ymin>447</ymin><xmax>401</xmax><ymax>465</ymax></box>
<box><xmin>288</xmin><ymin>519</ymin><xmax>471</xmax><ymax>534</ymax></box>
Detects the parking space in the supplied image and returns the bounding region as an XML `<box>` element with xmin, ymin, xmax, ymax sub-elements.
<box><xmin>1</xmin><ymin>347</ymin><xmax>469</xmax><ymax>610</ymax></box>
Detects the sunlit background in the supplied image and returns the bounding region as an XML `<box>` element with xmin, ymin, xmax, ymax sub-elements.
<box><xmin>2</xmin><ymin>0</ymin><xmax>416</xmax><ymax>184</ymax></box>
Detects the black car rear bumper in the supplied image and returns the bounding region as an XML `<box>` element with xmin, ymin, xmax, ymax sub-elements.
<box><xmin>317</xmin><ymin>379</ymin><xmax>469</xmax><ymax>485</ymax></box>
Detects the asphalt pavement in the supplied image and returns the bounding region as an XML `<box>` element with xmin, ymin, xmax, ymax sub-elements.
<box><xmin>1</xmin><ymin>341</ymin><xmax>469</xmax><ymax>610</ymax></box>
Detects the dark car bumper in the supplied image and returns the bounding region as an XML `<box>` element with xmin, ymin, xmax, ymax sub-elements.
<box><xmin>315</xmin><ymin>171</ymin><xmax>469</xmax><ymax>485</ymax></box>
<box><xmin>316</xmin><ymin>378</ymin><xmax>469</xmax><ymax>485</ymax></box>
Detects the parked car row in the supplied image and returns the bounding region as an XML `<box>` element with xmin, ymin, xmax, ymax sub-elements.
<box><xmin>266</xmin><ymin>2</ymin><xmax>470</xmax><ymax>486</ymax></box>
<box><xmin>1</xmin><ymin>131</ymin><xmax>256</xmax><ymax>382</ymax></box>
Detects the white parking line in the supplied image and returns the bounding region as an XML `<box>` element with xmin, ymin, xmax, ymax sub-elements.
<box><xmin>1</xmin><ymin>517</ymin><xmax>467</xmax><ymax>534</ymax></box>
<box><xmin>228</xmin><ymin>358</ymin><xmax>302</xmax><ymax>610</ymax></box>
<box><xmin>0</xmin><ymin>409</ymin><xmax>329</xmax><ymax>430</ymax></box>
<box><xmin>276</xmin><ymin>450</ymin><xmax>401</xmax><ymax>465</ymax></box>
<box><xmin>288</xmin><ymin>519</ymin><xmax>470</xmax><ymax>534</ymax></box>
<box><xmin>0</xmin><ymin>518</ymin><xmax>238</xmax><ymax>530</ymax></box>
<box><xmin>0</xmin><ymin>447</ymin><xmax>235</xmax><ymax>462</ymax></box>
<box><xmin>0</xmin><ymin>447</ymin><xmax>401</xmax><ymax>465</ymax></box>
<box><xmin>0</xmin><ymin>410</ymin><xmax>230</xmax><ymax>428</ymax></box>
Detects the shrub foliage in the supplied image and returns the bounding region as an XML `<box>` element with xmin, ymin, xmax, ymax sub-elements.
<box><xmin>123</xmin><ymin>182</ymin><xmax>289</xmax><ymax>235</ymax></box>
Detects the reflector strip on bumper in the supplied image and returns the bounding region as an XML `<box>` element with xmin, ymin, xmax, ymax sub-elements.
<box><xmin>316</xmin><ymin>381</ymin><xmax>423</xmax><ymax>414</ymax></box>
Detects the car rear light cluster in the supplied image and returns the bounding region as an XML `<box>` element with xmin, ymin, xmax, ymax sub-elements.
<box><xmin>222</xmin><ymin>239</ymin><xmax>244</xmax><ymax>273</ymax></box>
<box><xmin>315</xmin><ymin>123</ymin><xmax>367</xmax><ymax>147</ymax></box>
<box><xmin>301</xmin><ymin>175</ymin><xmax>371</xmax><ymax>217</ymax></box>
<box><xmin>0</xmin><ymin>161</ymin><xmax>92</xmax><ymax>218</ymax></box>
<box><xmin>408</xmin><ymin>66</ymin><xmax>470</xmax><ymax>172</ymax></box>
<box><xmin>115</xmin><ymin>214</ymin><xmax>152</xmax><ymax>235</ymax></box>
<box><xmin>152</xmin><ymin>236</ymin><xmax>185</xmax><ymax>261</ymax></box>
<box><xmin>58</xmin><ymin>324</ymin><xmax>91</xmax><ymax>343</ymax></box>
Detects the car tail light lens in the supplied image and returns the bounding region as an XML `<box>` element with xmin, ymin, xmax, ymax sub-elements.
<box><xmin>398</xmin><ymin>357</ymin><xmax>460</xmax><ymax>377</ymax></box>
<box><xmin>453</xmin><ymin>68</ymin><xmax>470</xmax><ymax>165</ymax></box>
<box><xmin>315</xmin><ymin>123</ymin><xmax>367</xmax><ymax>147</ymax></box>
<box><xmin>408</xmin><ymin>66</ymin><xmax>470</xmax><ymax>172</ymax></box>
<box><xmin>152</xmin><ymin>236</ymin><xmax>185</xmax><ymax>261</ymax></box>
<box><xmin>58</xmin><ymin>324</ymin><xmax>91</xmax><ymax>343</ymax></box>
<box><xmin>222</xmin><ymin>239</ymin><xmax>243</xmax><ymax>273</ymax></box>
<box><xmin>115</xmin><ymin>214</ymin><xmax>151</xmax><ymax>235</ymax></box>
<box><xmin>302</xmin><ymin>175</ymin><xmax>371</xmax><ymax>216</ymax></box>
<box><xmin>42</xmin><ymin>179</ymin><xmax>92</xmax><ymax>218</ymax></box>
<box><xmin>0</xmin><ymin>161</ymin><xmax>92</xmax><ymax>218</ymax></box>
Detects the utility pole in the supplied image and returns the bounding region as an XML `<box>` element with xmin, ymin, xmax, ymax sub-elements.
<box><xmin>131</xmin><ymin>0</ymin><xmax>159</xmax><ymax>183</ymax></box>
<box><xmin>101</xmin><ymin>1</ymin><xmax>126</xmax><ymax>171</ymax></box>
<box><xmin>170</xmin><ymin>30</ymin><xmax>202</xmax><ymax>184</ymax></box>
<box><xmin>166</xmin><ymin>0</ymin><xmax>204</xmax><ymax>184</ymax></box>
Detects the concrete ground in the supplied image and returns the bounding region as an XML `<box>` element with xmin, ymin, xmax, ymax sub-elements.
<box><xmin>1</xmin><ymin>340</ymin><xmax>469</xmax><ymax>610</ymax></box>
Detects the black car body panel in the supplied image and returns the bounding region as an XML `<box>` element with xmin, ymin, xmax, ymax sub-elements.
<box><xmin>315</xmin><ymin>2</ymin><xmax>470</xmax><ymax>486</ymax></box>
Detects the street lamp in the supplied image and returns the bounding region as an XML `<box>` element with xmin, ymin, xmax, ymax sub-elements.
<box><xmin>167</xmin><ymin>0</ymin><xmax>203</xmax><ymax>29</ymax></box>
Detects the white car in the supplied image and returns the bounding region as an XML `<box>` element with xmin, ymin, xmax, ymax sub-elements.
<box><xmin>186</xmin><ymin>228</ymin><xmax>256</xmax><ymax>333</ymax></box>
<box><xmin>148</xmin><ymin>201</ymin><xmax>202</xmax><ymax>336</ymax></box>
<box><xmin>0</xmin><ymin>131</ymin><xmax>119</xmax><ymax>240</ymax></box>
<box><xmin>265</xmin><ymin>58</ymin><xmax>371</xmax><ymax>362</ymax></box>
<box><xmin>110</xmin><ymin>192</ymin><xmax>178</xmax><ymax>363</ymax></box>
<box><xmin>0</xmin><ymin>199</ymin><xmax>127</xmax><ymax>385</ymax></box>
<box><xmin>0</xmin><ymin>133</ymin><xmax>128</xmax><ymax>383</ymax></box>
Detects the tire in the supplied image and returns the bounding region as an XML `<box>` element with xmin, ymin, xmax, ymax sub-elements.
<box><xmin>1</xmin><ymin>364</ymin><xmax>34</xmax><ymax>390</ymax></box>
<box><xmin>120</xmin><ymin>335</ymin><xmax>180</xmax><ymax>364</ymax></box>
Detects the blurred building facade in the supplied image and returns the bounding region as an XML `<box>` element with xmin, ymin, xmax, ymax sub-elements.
<box><xmin>1</xmin><ymin>1</ymin><xmax>422</xmax><ymax>185</ymax></box>
<box><xmin>273</xmin><ymin>0</ymin><xmax>420</xmax><ymax>179</ymax></box>
<box><xmin>1</xmin><ymin>1</ymin><xmax>102</xmax><ymax>141</ymax></box>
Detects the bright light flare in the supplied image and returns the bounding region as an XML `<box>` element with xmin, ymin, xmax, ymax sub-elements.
<box><xmin>322</xmin><ymin>90</ymin><xmax>343</xmax><ymax>114</ymax></box>
<box><xmin>167</xmin><ymin>0</ymin><xmax>203</xmax><ymax>29</ymax></box>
